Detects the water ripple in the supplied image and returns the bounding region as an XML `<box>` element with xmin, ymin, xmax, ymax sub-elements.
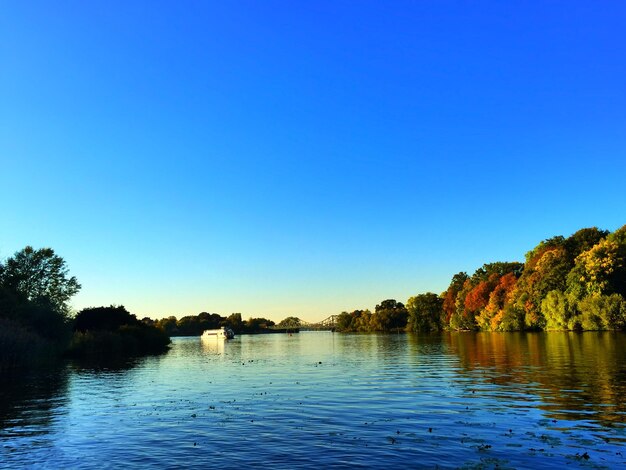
<box><xmin>1</xmin><ymin>332</ymin><xmax>626</xmax><ymax>468</ymax></box>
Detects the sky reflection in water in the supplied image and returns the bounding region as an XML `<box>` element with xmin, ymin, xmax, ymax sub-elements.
<box><xmin>1</xmin><ymin>332</ymin><xmax>625</xmax><ymax>468</ymax></box>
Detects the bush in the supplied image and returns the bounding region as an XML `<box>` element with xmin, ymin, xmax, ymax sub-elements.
<box><xmin>0</xmin><ymin>318</ymin><xmax>58</xmax><ymax>370</ymax></box>
<box><xmin>66</xmin><ymin>326</ymin><xmax>170</xmax><ymax>359</ymax></box>
<box><xmin>68</xmin><ymin>306</ymin><xmax>171</xmax><ymax>359</ymax></box>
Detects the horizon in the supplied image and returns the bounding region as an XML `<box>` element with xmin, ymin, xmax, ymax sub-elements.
<box><xmin>2</xmin><ymin>1</ymin><xmax>625</xmax><ymax>323</ymax></box>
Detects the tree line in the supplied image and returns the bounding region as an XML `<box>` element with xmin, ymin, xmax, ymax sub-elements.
<box><xmin>151</xmin><ymin>312</ymin><xmax>277</xmax><ymax>336</ymax></box>
<box><xmin>2</xmin><ymin>224</ymin><xmax>624</xmax><ymax>367</ymax></box>
<box><xmin>336</xmin><ymin>225</ymin><xmax>626</xmax><ymax>333</ymax></box>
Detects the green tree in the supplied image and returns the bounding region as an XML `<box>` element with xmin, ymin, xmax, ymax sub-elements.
<box><xmin>74</xmin><ymin>305</ymin><xmax>139</xmax><ymax>331</ymax></box>
<box><xmin>541</xmin><ymin>290</ymin><xmax>574</xmax><ymax>330</ymax></box>
<box><xmin>450</xmin><ymin>279</ymin><xmax>475</xmax><ymax>330</ymax></box>
<box><xmin>370</xmin><ymin>299</ymin><xmax>408</xmax><ymax>332</ymax></box>
<box><xmin>471</xmin><ymin>262</ymin><xmax>524</xmax><ymax>281</ymax></box>
<box><xmin>197</xmin><ymin>311</ymin><xmax>223</xmax><ymax>330</ymax></box>
<box><xmin>496</xmin><ymin>304</ymin><xmax>525</xmax><ymax>331</ymax></box>
<box><xmin>406</xmin><ymin>293</ymin><xmax>444</xmax><ymax>332</ymax></box>
<box><xmin>70</xmin><ymin>305</ymin><xmax>170</xmax><ymax>357</ymax></box>
<box><xmin>244</xmin><ymin>317</ymin><xmax>275</xmax><ymax>332</ymax></box>
<box><xmin>155</xmin><ymin>316</ymin><xmax>178</xmax><ymax>335</ymax></box>
<box><xmin>0</xmin><ymin>247</ymin><xmax>80</xmax><ymax>348</ymax></box>
<box><xmin>277</xmin><ymin>316</ymin><xmax>302</xmax><ymax>328</ymax></box>
<box><xmin>0</xmin><ymin>246</ymin><xmax>81</xmax><ymax>316</ymax></box>
<box><xmin>176</xmin><ymin>315</ymin><xmax>202</xmax><ymax>335</ymax></box>
<box><xmin>352</xmin><ymin>309</ymin><xmax>373</xmax><ymax>331</ymax></box>
<box><xmin>564</xmin><ymin>227</ymin><xmax>609</xmax><ymax>260</ymax></box>
<box><xmin>336</xmin><ymin>312</ymin><xmax>353</xmax><ymax>331</ymax></box>
<box><xmin>578</xmin><ymin>294</ymin><xmax>626</xmax><ymax>331</ymax></box>
<box><xmin>224</xmin><ymin>312</ymin><xmax>245</xmax><ymax>331</ymax></box>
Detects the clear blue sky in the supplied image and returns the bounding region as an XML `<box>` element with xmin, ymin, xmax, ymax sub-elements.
<box><xmin>1</xmin><ymin>1</ymin><xmax>624</xmax><ymax>322</ymax></box>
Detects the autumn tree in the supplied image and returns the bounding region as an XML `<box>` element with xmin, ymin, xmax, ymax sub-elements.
<box><xmin>512</xmin><ymin>237</ymin><xmax>570</xmax><ymax>329</ymax></box>
<box><xmin>477</xmin><ymin>272</ymin><xmax>518</xmax><ymax>330</ymax></box>
<box><xmin>450</xmin><ymin>263</ymin><xmax>523</xmax><ymax>331</ymax></box>
<box><xmin>567</xmin><ymin>225</ymin><xmax>626</xmax><ymax>300</ymax></box>
<box><xmin>442</xmin><ymin>272</ymin><xmax>468</xmax><ymax>326</ymax></box>
<box><xmin>564</xmin><ymin>227</ymin><xmax>609</xmax><ymax>261</ymax></box>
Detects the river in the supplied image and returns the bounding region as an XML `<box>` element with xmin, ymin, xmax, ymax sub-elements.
<box><xmin>1</xmin><ymin>332</ymin><xmax>625</xmax><ymax>468</ymax></box>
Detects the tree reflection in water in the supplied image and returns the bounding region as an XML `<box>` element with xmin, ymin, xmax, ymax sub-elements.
<box><xmin>446</xmin><ymin>331</ymin><xmax>626</xmax><ymax>427</ymax></box>
<box><xmin>0</xmin><ymin>365</ymin><xmax>70</xmax><ymax>446</ymax></box>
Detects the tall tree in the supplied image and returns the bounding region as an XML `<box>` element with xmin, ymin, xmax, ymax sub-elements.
<box><xmin>0</xmin><ymin>246</ymin><xmax>81</xmax><ymax>316</ymax></box>
<box><xmin>443</xmin><ymin>272</ymin><xmax>468</xmax><ymax>325</ymax></box>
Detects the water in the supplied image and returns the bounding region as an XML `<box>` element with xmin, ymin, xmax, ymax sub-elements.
<box><xmin>2</xmin><ymin>332</ymin><xmax>626</xmax><ymax>468</ymax></box>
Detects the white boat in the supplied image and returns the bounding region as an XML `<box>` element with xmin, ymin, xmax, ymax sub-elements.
<box><xmin>201</xmin><ymin>327</ymin><xmax>235</xmax><ymax>340</ymax></box>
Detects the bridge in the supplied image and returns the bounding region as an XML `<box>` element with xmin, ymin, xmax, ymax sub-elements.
<box><xmin>270</xmin><ymin>315</ymin><xmax>338</xmax><ymax>331</ymax></box>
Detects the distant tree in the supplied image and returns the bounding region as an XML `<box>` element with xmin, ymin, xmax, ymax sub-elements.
<box><xmin>406</xmin><ymin>293</ymin><xmax>444</xmax><ymax>332</ymax></box>
<box><xmin>155</xmin><ymin>316</ymin><xmax>178</xmax><ymax>335</ymax></box>
<box><xmin>69</xmin><ymin>305</ymin><xmax>170</xmax><ymax>358</ymax></box>
<box><xmin>244</xmin><ymin>317</ymin><xmax>275</xmax><ymax>332</ymax></box>
<box><xmin>335</xmin><ymin>310</ymin><xmax>372</xmax><ymax>332</ymax></box>
<box><xmin>277</xmin><ymin>316</ymin><xmax>302</xmax><ymax>328</ymax></box>
<box><xmin>74</xmin><ymin>305</ymin><xmax>139</xmax><ymax>332</ymax></box>
<box><xmin>352</xmin><ymin>309</ymin><xmax>373</xmax><ymax>332</ymax></box>
<box><xmin>224</xmin><ymin>313</ymin><xmax>244</xmax><ymax>332</ymax></box>
<box><xmin>197</xmin><ymin>311</ymin><xmax>223</xmax><ymax>331</ymax></box>
<box><xmin>0</xmin><ymin>246</ymin><xmax>81</xmax><ymax>316</ymax></box>
<box><xmin>336</xmin><ymin>312</ymin><xmax>353</xmax><ymax>331</ymax></box>
<box><xmin>176</xmin><ymin>315</ymin><xmax>202</xmax><ymax>335</ymax></box>
<box><xmin>371</xmin><ymin>299</ymin><xmax>408</xmax><ymax>332</ymax></box>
